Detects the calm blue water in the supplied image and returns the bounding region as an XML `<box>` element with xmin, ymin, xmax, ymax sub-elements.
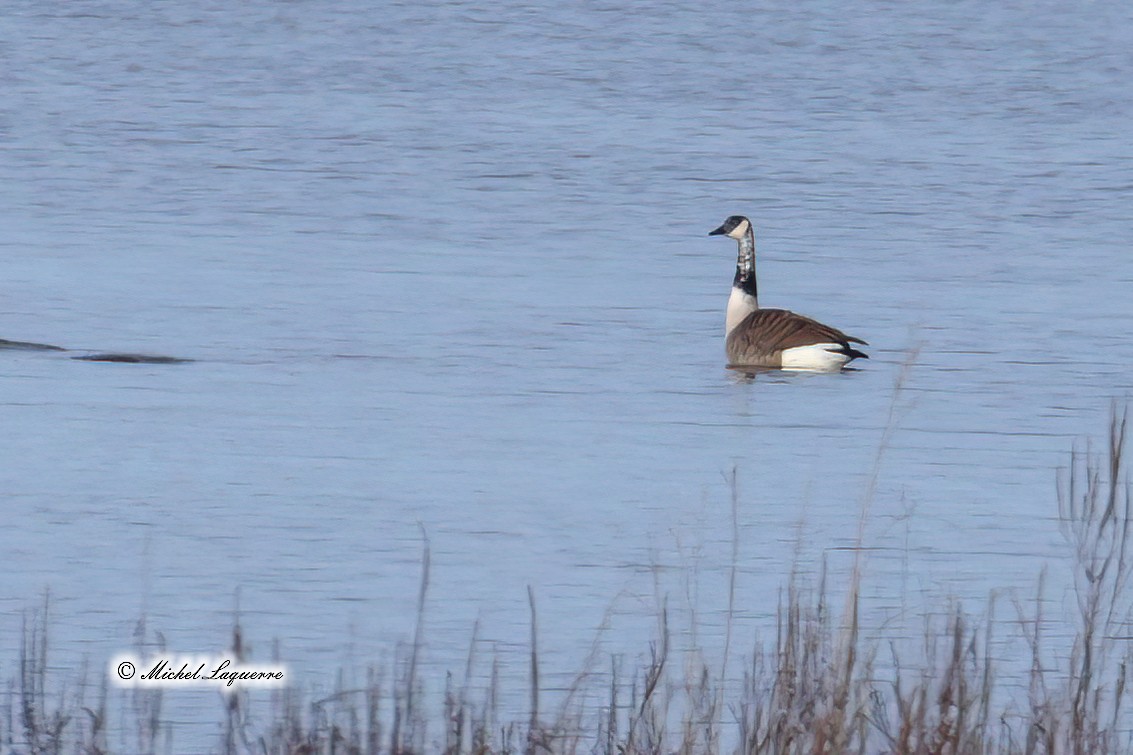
<box><xmin>3</xmin><ymin>0</ymin><xmax>1133</xmax><ymax>749</ymax></box>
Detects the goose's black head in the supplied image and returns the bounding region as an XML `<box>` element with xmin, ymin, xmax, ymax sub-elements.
<box><xmin>708</xmin><ymin>215</ymin><xmax>752</xmax><ymax>240</ymax></box>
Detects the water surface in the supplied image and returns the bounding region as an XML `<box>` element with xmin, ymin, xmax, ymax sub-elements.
<box><xmin>3</xmin><ymin>0</ymin><xmax>1132</xmax><ymax>747</ymax></box>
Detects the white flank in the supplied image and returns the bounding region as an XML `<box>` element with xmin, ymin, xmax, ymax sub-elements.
<box><xmin>779</xmin><ymin>343</ymin><xmax>852</xmax><ymax>372</ymax></box>
<box><xmin>725</xmin><ymin>286</ymin><xmax>759</xmax><ymax>335</ymax></box>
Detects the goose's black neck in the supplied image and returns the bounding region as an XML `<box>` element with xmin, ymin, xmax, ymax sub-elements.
<box><xmin>733</xmin><ymin>228</ymin><xmax>758</xmax><ymax>299</ymax></box>
<box><xmin>732</xmin><ymin>267</ymin><xmax>758</xmax><ymax>298</ymax></box>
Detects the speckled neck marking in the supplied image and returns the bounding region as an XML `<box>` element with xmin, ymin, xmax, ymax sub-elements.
<box><xmin>733</xmin><ymin>225</ymin><xmax>757</xmax><ymax>303</ymax></box>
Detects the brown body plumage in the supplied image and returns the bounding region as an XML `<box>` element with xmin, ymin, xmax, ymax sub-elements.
<box><xmin>724</xmin><ymin>308</ymin><xmax>868</xmax><ymax>369</ymax></box>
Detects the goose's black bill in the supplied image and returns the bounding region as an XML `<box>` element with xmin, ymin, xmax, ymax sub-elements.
<box><xmin>709</xmin><ymin>215</ymin><xmax>747</xmax><ymax>237</ymax></box>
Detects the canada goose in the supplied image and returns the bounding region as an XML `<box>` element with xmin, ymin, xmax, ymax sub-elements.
<box><xmin>709</xmin><ymin>215</ymin><xmax>867</xmax><ymax>371</ymax></box>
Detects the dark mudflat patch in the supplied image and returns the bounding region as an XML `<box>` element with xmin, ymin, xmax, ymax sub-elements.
<box><xmin>0</xmin><ymin>338</ymin><xmax>66</xmax><ymax>351</ymax></box>
<box><xmin>71</xmin><ymin>353</ymin><xmax>194</xmax><ymax>364</ymax></box>
<box><xmin>4</xmin><ymin>337</ymin><xmax>191</xmax><ymax>363</ymax></box>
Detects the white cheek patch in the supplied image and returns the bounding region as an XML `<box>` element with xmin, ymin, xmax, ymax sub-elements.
<box><xmin>779</xmin><ymin>343</ymin><xmax>852</xmax><ymax>372</ymax></box>
<box><xmin>727</xmin><ymin>219</ymin><xmax>750</xmax><ymax>240</ymax></box>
